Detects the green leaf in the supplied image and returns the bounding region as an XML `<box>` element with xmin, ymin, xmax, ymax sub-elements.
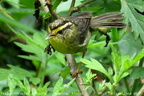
<box><xmin>105</xmin><ymin>82</ymin><xmax>113</xmax><ymax>93</ymax></box>
<box><xmin>32</xmin><ymin>82</ymin><xmax>50</xmax><ymax>96</ymax></box>
<box><xmin>15</xmin><ymin>41</ymin><xmax>47</xmax><ymax>62</ymax></box>
<box><xmin>13</xmin><ymin>30</ymin><xmax>48</xmax><ymax>63</ymax></box>
<box><xmin>0</xmin><ymin>65</ymin><xmax>33</xmax><ymax>82</ymax></box>
<box><xmin>53</xmin><ymin>0</ymin><xmax>62</xmax><ymax>10</ymax></box>
<box><xmin>88</xmin><ymin>0</ymin><xmax>121</xmax><ymax>15</ymax></box>
<box><xmin>36</xmin><ymin>86</ymin><xmax>48</xmax><ymax>96</ymax></box>
<box><xmin>43</xmin><ymin>82</ymin><xmax>50</xmax><ymax>89</ymax></box>
<box><xmin>8</xmin><ymin>74</ymin><xmax>17</xmax><ymax>95</ymax></box>
<box><xmin>30</xmin><ymin>77</ymin><xmax>41</xmax><ymax>85</ymax></box>
<box><xmin>121</xmin><ymin>0</ymin><xmax>144</xmax><ymax>43</ymax></box>
<box><xmin>8</xmin><ymin>65</ymin><xmax>32</xmax><ymax>80</ymax></box>
<box><xmin>111</xmin><ymin>48</ymin><xmax>144</xmax><ymax>83</ymax></box>
<box><xmin>8</xmin><ymin>8</ymin><xmax>39</xmax><ymax>15</ymax></box>
<box><xmin>130</xmin><ymin>67</ymin><xmax>144</xmax><ymax>80</ymax></box>
<box><xmin>14</xmin><ymin>77</ymin><xmax>30</xmax><ymax>95</ymax></box>
<box><xmin>119</xmin><ymin>33</ymin><xmax>143</xmax><ymax>56</ymax></box>
<box><xmin>31</xmin><ymin>88</ymin><xmax>37</xmax><ymax>96</ymax></box>
<box><xmin>52</xmin><ymin>77</ymin><xmax>63</xmax><ymax>96</ymax></box>
<box><xmin>32</xmin><ymin>33</ymin><xmax>47</xmax><ymax>49</ymax></box>
<box><xmin>85</xmin><ymin>69</ymin><xmax>96</xmax><ymax>84</ymax></box>
<box><xmin>20</xmin><ymin>0</ymin><xmax>34</xmax><ymax>8</ymax></box>
<box><xmin>15</xmin><ymin>42</ymin><xmax>43</xmax><ymax>55</ymax></box>
<box><xmin>14</xmin><ymin>77</ymin><xmax>25</xmax><ymax>91</ymax></box>
<box><xmin>111</xmin><ymin>49</ymin><xmax>121</xmax><ymax>72</ymax></box>
<box><xmin>52</xmin><ymin>77</ymin><xmax>75</xmax><ymax>96</ymax></box>
<box><xmin>81</xmin><ymin>58</ymin><xmax>112</xmax><ymax>81</ymax></box>
<box><xmin>12</xmin><ymin>30</ymin><xmax>32</xmax><ymax>42</ymax></box>
<box><xmin>0</xmin><ymin>14</ymin><xmax>39</xmax><ymax>33</ymax></box>
<box><xmin>119</xmin><ymin>71</ymin><xmax>131</xmax><ymax>80</ymax></box>
<box><xmin>129</xmin><ymin>0</ymin><xmax>144</xmax><ymax>12</ymax></box>
<box><xmin>132</xmin><ymin>48</ymin><xmax>144</xmax><ymax>64</ymax></box>
<box><xmin>122</xmin><ymin>59</ymin><xmax>131</xmax><ymax>71</ymax></box>
<box><xmin>85</xmin><ymin>6</ymin><xmax>103</xmax><ymax>13</ymax></box>
<box><xmin>23</xmin><ymin>78</ymin><xmax>30</xmax><ymax>95</ymax></box>
<box><xmin>98</xmin><ymin>80</ymin><xmax>106</xmax><ymax>91</ymax></box>
<box><xmin>107</xmin><ymin>67</ymin><xmax>113</xmax><ymax>76</ymax></box>
<box><xmin>59</xmin><ymin>78</ymin><xmax>75</xmax><ymax>93</ymax></box>
<box><xmin>6</xmin><ymin>0</ymin><xmax>20</xmax><ymax>8</ymax></box>
<box><xmin>0</xmin><ymin>6</ymin><xmax>14</xmax><ymax>20</ymax></box>
<box><xmin>87</xmin><ymin>40</ymin><xmax>106</xmax><ymax>48</ymax></box>
<box><xmin>0</xmin><ymin>69</ymin><xmax>11</xmax><ymax>80</ymax></box>
<box><xmin>59</xmin><ymin>67</ymin><xmax>70</xmax><ymax>78</ymax></box>
<box><xmin>55</xmin><ymin>53</ymin><xmax>65</xmax><ymax>66</ymax></box>
<box><xmin>18</xmin><ymin>55</ymin><xmax>40</xmax><ymax>61</ymax></box>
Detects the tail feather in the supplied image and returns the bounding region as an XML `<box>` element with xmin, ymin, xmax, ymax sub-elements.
<box><xmin>94</xmin><ymin>21</ymin><xmax>125</xmax><ymax>28</ymax></box>
<box><xmin>90</xmin><ymin>13</ymin><xmax>125</xmax><ymax>28</ymax></box>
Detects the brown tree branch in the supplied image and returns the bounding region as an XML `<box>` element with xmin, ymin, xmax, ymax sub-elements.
<box><xmin>38</xmin><ymin>0</ymin><xmax>49</xmax><ymax>13</ymax></box>
<box><xmin>67</xmin><ymin>0</ymin><xmax>95</xmax><ymax>16</ymax></box>
<box><xmin>45</xmin><ymin>0</ymin><xmax>59</xmax><ymax>19</ymax></box>
<box><xmin>66</xmin><ymin>54</ymin><xmax>89</xmax><ymax>96</ymax></box>
<box><xmin>67</xmin><ymin>0</ymin><xmax>76</xmax><ymax>16</ymax></box>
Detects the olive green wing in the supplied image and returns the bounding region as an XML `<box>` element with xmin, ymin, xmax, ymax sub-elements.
<box><xmin>67</xmin><ymin>12</ymin><xmax>92</xmax><ymax>44</ymax></box>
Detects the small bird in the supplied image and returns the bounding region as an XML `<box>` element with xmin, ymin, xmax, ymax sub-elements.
<box><xmin>45</xmin><ymin>12</ymin><xmax>125</xmax><ymax>54</ymax></box>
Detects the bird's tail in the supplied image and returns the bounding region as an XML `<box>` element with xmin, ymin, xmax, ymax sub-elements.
<box><xmin>90</xmin><ymin>13</ymin><xmax>125</xmax><ymax>29</ymax></box>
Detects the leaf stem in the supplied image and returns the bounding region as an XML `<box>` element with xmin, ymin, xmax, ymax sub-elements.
<box><xmin>123</xmin><ymin>78</ymin><xmax>130</xmax><ymax>93</ymax></box>
<box><xmin>40</xmin><ymin>55</ymin><xmax>48</xmax><ymax>86</ymax></box>
<box><xmin>131</xmin><ymin>57</ymin><xmax>144</xmax><ymax>95</ymax></box>
<box><xmin>111</xmin><ymin>28</ymin><xmax>120</xmax><ymax>51</ymax></box>
<box><xmin>92</xmin><ymin>78</ymin><xmax>99</xmax><ymax>96</ymax></box>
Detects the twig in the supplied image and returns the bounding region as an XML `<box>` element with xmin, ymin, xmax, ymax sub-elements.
<box><xmin>45</xmin><ymin>0</ymin><xmax>59</xmax><ymax>19</ymax></box>
<box><xmin>34</xmin><ymin>0</ymin><xmax>41</xmax><ymax>20</ymax></box>
<box><xmin>66</xmin><ymin>54</ymin><xmax>89</xmax><ymax>96</ymax></box>
<box><xmin>67</xmin><ymin>0</ymin><xmax>76</xmax><ymax>16</ymax></box>
<box><xmin>38</xmin><ymin>0</ymin><xmax>49</xmax><ymax>13</ymax></box>
<box><xmin>34</xmin><ymin>0</ymin><xmax>43</xmax><ymax>29</ymax></box>
<box><xmin>67</xmin><ymin>0</ymin><xmax>95</xmax><ymax>16</ymax></box>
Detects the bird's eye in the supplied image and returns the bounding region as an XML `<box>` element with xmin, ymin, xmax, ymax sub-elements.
<box><xmin>57</xmin><ymin>30</ymin><xmax>63</xmax><ymax>34</ymax></box>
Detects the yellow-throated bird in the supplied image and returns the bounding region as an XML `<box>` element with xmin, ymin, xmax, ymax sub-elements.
<box><xmin>45</xmin><ymin>12</ymin><xmax>125</xmax><ymax>54</ymax></box>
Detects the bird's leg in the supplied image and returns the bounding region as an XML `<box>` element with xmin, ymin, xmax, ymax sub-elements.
<box><xmin>104</xmin><ymin>33</ymin><xmax>110</xmax><ymax>47</ymax></box>
<box><xmin>71</xmin><ymin>62</ymin><xmax>83</xmax><ymax>78</ymax></box>
<box><xmin>44</xmin><ymin>43</ymin><xmax>55</xmax><ymax>55</ymax></box>
<box><xmin>82</xmin><ymin>49</ymin><xmax>87</xmax><ymax>58</ymax></box>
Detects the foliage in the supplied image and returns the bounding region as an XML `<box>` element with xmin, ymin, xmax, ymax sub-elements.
<box><xmin>81</xmin><ymin>47</ymin><xmax>144</xmax><ymax>95</ymax></box>
<box><xmin>0</xmin><ymin>0</ymin><xmax>144</xmax><ymax>96</ymax></box>
<box><xmin>121</xmin><ymin>0</ymin><xmax>144</xmax><ymax>42</ymax></box>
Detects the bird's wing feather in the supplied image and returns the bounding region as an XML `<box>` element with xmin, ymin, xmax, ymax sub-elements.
<box><xmin>67</xmin><ymin>12</ymin><xmax>92</xmax><ymax>44</ymax></box>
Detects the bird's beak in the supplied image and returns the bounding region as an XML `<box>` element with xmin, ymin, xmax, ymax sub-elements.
<box><xmin>45</xmin><ymin>32</ymin><xmax>56</xmax><ymax>40</ymax></box>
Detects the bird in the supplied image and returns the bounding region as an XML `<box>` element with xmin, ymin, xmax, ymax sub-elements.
<box><xmin>45</xmin><ymin>12</ymin><xmax>125</xmax><ymax>54</ymax></box>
